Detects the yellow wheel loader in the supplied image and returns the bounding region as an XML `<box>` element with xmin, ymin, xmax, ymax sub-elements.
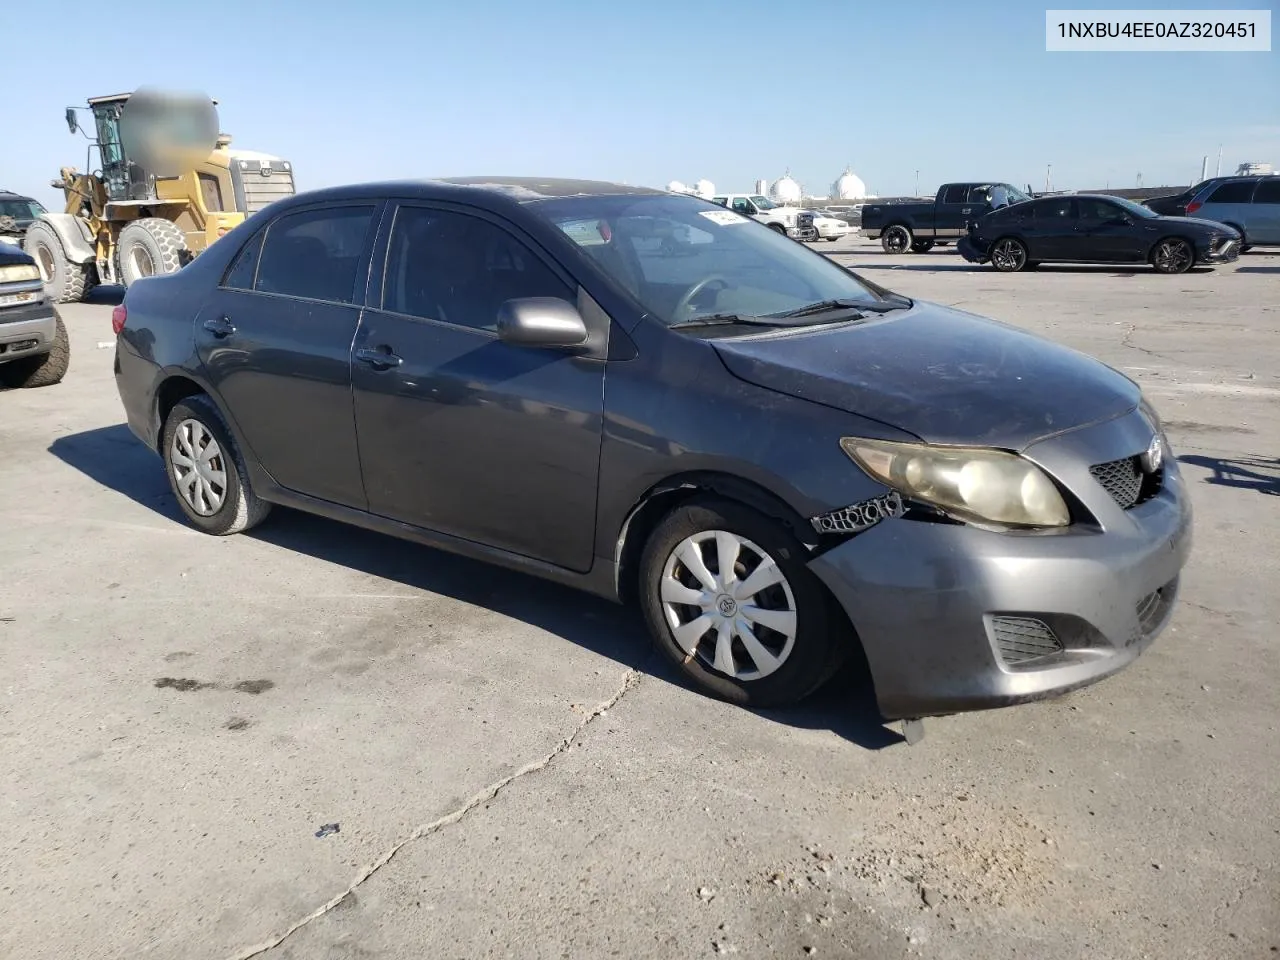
<box><xmin>25</xmin><ymin>89</ymin><xmax>296</xmax><ymax>303</ymax></box>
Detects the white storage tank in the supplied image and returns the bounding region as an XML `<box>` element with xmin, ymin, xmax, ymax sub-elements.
<box><xmin>831</xmin><ymin>165</ymin><xmax>868</xmax><ymax>200</ymax></box>
<box><xmin>770</xmin><ymin>171</ymin><xmax>802</xmax><ymax>204</ymax></box>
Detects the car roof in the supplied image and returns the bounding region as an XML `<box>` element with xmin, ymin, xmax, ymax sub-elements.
<box><xmin>278</xmin><ymin>177</ymin><xmax>668</xmax><ymax>209</ymax></box>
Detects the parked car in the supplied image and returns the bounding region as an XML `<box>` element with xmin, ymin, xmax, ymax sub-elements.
<box><xmin>1185</xmin><ymin>176</ymin><xmax>1280</xmax><ymax>250</ymax></box>
<box><xmin>0</xmin><ymin>239</ymin><xmax>69</xmax><ymax>388</ymax></box>
<box><xmin>808</xmin><ymin>211</ymin><xmax>853</xmax><ymax>242</ymax></box>
<box><xmin>0</xmin><ymin>191</ymin><xmax>46</xmax><ymax>248</ymax></box>
<box><xmin>709</xmin><ymin>194</ymin><xmax>817</xmax><ymax>240</ymax></box>
<box><xmin>113</xmin><ymin>177</ymin><xmax>1191</xmax><ymax>722</ymax></box>
<box><xmin>958</xmin><ymin>194</ymin><xmax>1241</xmax><ymax>274</ymax></box>
<box><xmin>861</xmin><ymin>182</ymin><xmax>1031</xmax><ymax>253</ymax></box>
<box><xmin>1142</xmin><ymin>177</ymin><xmax>1247</xmax><ymax>218</ymax></box>
<box><xmin>820</xmin><ymin>204</ymin><xmax>864</xmax><ymax>226</ymax></box>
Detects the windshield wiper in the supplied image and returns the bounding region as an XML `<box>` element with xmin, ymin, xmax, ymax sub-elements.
<box><xmin>668</xmin><ymin>313</ymin><xmax>782</xmax><ymax>329</ymax></box>
<box><xmin>772</xmin><ymin>297</ymin><xmax>911</xmax><ymax>319</ymax></box>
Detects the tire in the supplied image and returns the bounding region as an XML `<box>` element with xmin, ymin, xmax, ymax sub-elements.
<box><xmin>990</xmin><ymin>236</ymin><xmax>1029</xmax><ymax>272</ymax></box>
<box><xmin>117</xmin><ymin>218</ymin><xmax>187</xmax><ymax>287</ymax></box>
<box><xmin>161</xmin><ymin>395</ymin><xmax>272</xmax><ymax>536</ymax></box>
<box><xmin>1</xmin><ymin>311</ymin><xmax>70</xmax><ymax>388</ymax></box>
<box><xmin>768</xmin><ymin>223</ymin><xmax>787</xmax><ymax>236</ymax></box>
<box><xmin>910</xmin><ymin>240</ymin><xmax>935</xmax><ymax>253</ymax></box>
<box><xmin>881</xmin><ymin>224</ymin><xmax>912</xmax><ymax>254</ymax></box>
<box><xmin>638</xmin><ymin>497</ymin><xmax>848</xmax><ymax>708</ymax></box>
<box><xmin>25</xmin><ymin>221</ymin><xmax>93</xmax><ymax>304</ymax></box>
<box><xmin>825</xmin><ymin>237</ymin><xmax>839</xmax><ymax>242</ymax></box>
<box><xmin>1151</xmin><ymin>237</ymin><xmax>1194</xmax><ymax>275</ymax></box>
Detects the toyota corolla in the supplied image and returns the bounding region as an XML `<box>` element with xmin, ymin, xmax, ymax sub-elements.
<box><xmin>112</xmin><ymin>178</ymin><xmax>1192</xmax><ymax>723</ymax></box>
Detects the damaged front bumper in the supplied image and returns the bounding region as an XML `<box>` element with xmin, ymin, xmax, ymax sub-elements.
<box><xmin>805</xmin><ymin>411</ymin><xmax>1193</xmax><ymax>721</ymax></box>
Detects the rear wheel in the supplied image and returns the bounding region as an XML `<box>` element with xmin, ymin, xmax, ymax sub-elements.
<box><xmin>1151</xmin><ymin>237</ymin><xmax>1194</xmax><ymax>274</ymax></box>
<box><xmin>881</xmin><ymin>224</ymin><xmax>912</xmax><ymax>254</ymax></box>
<box><xmin>639</xmin><ymin>498</ymin><xmax>847</xmax><ymax>707</ymax></box>
<box><xmin>161</xmin><ymin>395</ymin><xmax>272</xmax><ymax>536</ymax></box>
<box><xmin>25</xmin><ymin>221</ymin><xmax>93</xmax><ymax>304</ymax></box>
<box><xmin>1</xmin><ymin>312</ymin><xmax>69</xmax><ymax>388</ymax></box>
<box><xmin>910</xmin><ymin>239</ymin><xmax>935</xmax><ymax>253</ymax></box>
<box><xmin>117</xmin><ymin>218</ymin><xmax>187</xmax><ymax>287</ymax></box>
<box><xmin>990</xmin><ymin>237</ymin><xmax>1028</xmax><ymax>272</ymax></box>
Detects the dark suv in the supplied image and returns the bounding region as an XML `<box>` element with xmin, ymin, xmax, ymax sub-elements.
<box><xmin>111</xmin><ymin>178</ymin><xmax>1191</xmax><ymax>723</ymax></box>
<box><xmin>0</xmin><ymin>190</ymin><xmax>46</xmax><ymax>248</ymax></box>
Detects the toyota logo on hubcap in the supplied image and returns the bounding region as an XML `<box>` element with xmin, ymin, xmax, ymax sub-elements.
<box><xmin>717</xmin><ymin>596</ymin><xmax>738</xmax><ymax>617</ymax></box>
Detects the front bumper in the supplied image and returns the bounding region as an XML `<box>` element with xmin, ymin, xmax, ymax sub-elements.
<box><xmin>1197</xmin><ymin>238</ymin><xmax>1240</xmax><ymax>264</ymax></box>
<box><xmin>788</xmin><ymin>225</ymin><xmax>819</xmax><ymax>241</ymax></box>
<box><xmin>957</xmin><ymin>235</ymin><xmax>989</xmax><ymax>263</ymax></box>
<box><xmin>808</xmin><ymin>408</ymin><xmax>1193</xmax><ymax>720</ymax></box>
<box><xmin>0</xmin><ymin>295</ymin><xmax>56</xmax><ymax>363</ymax></box>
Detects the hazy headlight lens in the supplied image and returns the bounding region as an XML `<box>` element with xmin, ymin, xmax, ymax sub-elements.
<box><xmin>840</xmin><ymin>437</ymin><xmax>1070</xmax><ymax>528</ymax></box>
<box><xmin>0</xmin><ymin>264</ymin><xmax>40</xmax><ymax>283</ymax></box>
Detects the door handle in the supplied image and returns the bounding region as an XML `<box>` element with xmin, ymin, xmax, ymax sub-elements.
<box><xmin>203</xmin><ymin>316</ymin><xmax>236</xmax><ymax>338</ymax></box>
<box><xmin>355</xmin><ymin>345</ymin><xmax>403</xmax><ymax>369</ymax></box>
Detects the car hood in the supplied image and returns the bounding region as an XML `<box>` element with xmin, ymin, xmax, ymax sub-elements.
<box><xmin>0</xmin><ymin>242</ymin><xmax>34</xmax><ymax>265</ymax></box>
<box><xmin>1153</xmin><ymin>215</ymin><xmax>1237</xmax><ymax>236</ymax></box>
<box><xmin>711</xmin><ymin>301</ymin><xmax>1141</xmax><ymax>450</ymax></box>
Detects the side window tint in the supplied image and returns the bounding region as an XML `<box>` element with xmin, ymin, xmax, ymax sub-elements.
<box><xmin>1077</xmin><ymin>199</ymin><xmax>1117</xmax><ymax>221</ymax></box>
<box><xmin>967</xmin><ymin>186</ymin><xmax>991</xmax><ymax>203</ymax></box>
<box><xmin>731</xmin><ymin>198</ymin><xmax>752</xmax><ymax>214</ymax></box>
<box><xmin>382</xmin><ymin>207</ymin><xmax>572</xmax><ymax>331</ymax></box>
<box><xmin>222</xmin><ymin>230</ymin><xmax>263</xmax><ymax>290</ymax></box>
<box><xmin>255</xmin><ymin>205</ymin><xmax>376</xmax><ymax>303</ymax></box>
<box><xmin>1035</xmin><ymin>198</ymin><xmax>1073</xmax><ymax>221</ymax></box>
<box><xmin>1206</xmin><ymin>181</ymin><xmax>1255</xmax><ymax>204</ymax></box>
<box><xmin>1253</xmin><ymin>179</ymin><xmax>1280</xmax><ymax>204</ymax></box>
<box><xmin>942</xmin><ymin>185</ymin><xmax>968</xmax><ymax>204</ymax></box>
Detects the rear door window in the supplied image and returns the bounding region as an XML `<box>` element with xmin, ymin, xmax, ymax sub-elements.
<box><xmin>1034</xmin><ymin>197</ymin><xmax>1074</xmax><ymax>222</ymax></box>
<box><xmin>1206</xmin><ymin>181</ymin><xmax>1256</xmax><ymax>204</ymax></box>
<box><xmin>254</xmin><ymin>205</ymin><xmax>377</xmax><ymax>303</ymax></box>
<box><xmin>1251</xmin><ymin>179</ymin><xmax>1280</xmax><ymax>204</ymax></box>
<box><xmin>941</xmin><ymin>185</ymin><xmax>968</xmax><ymax>204</ymax></box>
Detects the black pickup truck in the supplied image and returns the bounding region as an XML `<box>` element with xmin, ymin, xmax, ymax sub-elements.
<box><xmin>861</xmin><ymin>182</ymin><xmax>1032</xmax><ymax>253</ymax></box>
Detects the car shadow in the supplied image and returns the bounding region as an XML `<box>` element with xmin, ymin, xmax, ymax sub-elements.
<box><xmin>1178</xmin><ymin>454</ymin><xmax>1280</xmax><ymax>496</ymax></box>
<box><xmin>85</xmin><ymin>285</ymin><xmax>125</xmax><ymax>306</ymax></box>
<box><xmin>1235</xmin><ymin>266</ymin><xmax>1280</xmax><ymax>274</ymax></box>
<box><xmin>48</xmin><ymin>423</ymin><xmax>905</xmax><ymax>751</ymax></box>
<box><xmin>850</xmin><ymin>261</ymin><xmax>1216</xmax><ymax>276</ymax></box>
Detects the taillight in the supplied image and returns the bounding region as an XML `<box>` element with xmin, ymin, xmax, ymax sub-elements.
<box><xmin>1186</xmin><ymin>201</ymin><xmax>1202</xmax><ymax>215</ymax></box>
<box><xmin>111</xmin><ymin>304</ymin><xmax>127</xmax><ymax>336</ymax></box>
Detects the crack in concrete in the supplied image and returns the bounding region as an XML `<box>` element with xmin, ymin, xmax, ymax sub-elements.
<box><xmin>226</xmin><ymin>666</ymin><xmax>645</xmax><ymax>960</ymax></box>
<box><xmin>1120</xmin><ymin>324</ymin><xmax>1178</xmax><ymax>364</ymax></box>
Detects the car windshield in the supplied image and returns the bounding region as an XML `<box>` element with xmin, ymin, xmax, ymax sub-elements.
<box><xmin>534</xmin><ymin>193</ymin><xmax>883</xmax><ymax>326</ymax></box>
<box><xmin>991</xmin><ymin>184</ymin><xmax>1032</xmax><ymax>206</ymax></box>
<box><xmin>0</xmin><ymin>198</ymin><xmax>45</xmax><ymax>220</ymax></box>
<box><xmin>1108</xmin><ymin>196</ymin><xmax>1160</xmax><ymax>219</ymax></box>
<box><xmin>751</xmin><ymin>195</ymin><xmax>778</xmax><ymax>210</ymax></box>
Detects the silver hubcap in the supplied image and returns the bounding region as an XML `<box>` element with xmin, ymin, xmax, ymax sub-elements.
<box><xmin>993</xmin><ymin>240</ymin><xmax>1025</xmax><ymax>270</ymax></box>
<box><xmin>660</xmin><ymin>530</ymin><xmax>798</xmax><ymax>681</ymax></box>
<box><xmin>35</xmin><ymin>245</ymin><xmax>54</xmax><ymax>282</ymax></box>
<box><xmin>170</xmin><ymin>419</ymin><xmax>228</xmax><ymax>516</ymax></box>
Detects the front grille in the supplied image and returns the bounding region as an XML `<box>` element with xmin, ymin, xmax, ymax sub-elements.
<box><xmin>230</xmin><ymin>159</ymin><xmax>297</xmax><ymax>215</ymax></box>
<box><xmin>991</xmin><ymin>616</ymin><xmax>1063</xmax><ymax>665</ymax></box>
<box><xmin>1090</xmin><ymin>455</ymin><xmax>1162</xmax><ymax>509</ymax></box>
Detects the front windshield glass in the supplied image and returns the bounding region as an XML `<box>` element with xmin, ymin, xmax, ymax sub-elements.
<box><xmin>751</xmin><ymin>195</ymin><xmax>777</xmax><ymax>209</ymax></box>
<box><xmin>1109</xmin><ymin>196</ymin><xmax>1159</xmax><ymax>219</ymax></box>
<box><xmin>534</xmin><ymin>194</ymin><xmax>882</xmax><ymax>326</ymax></box>
<box><xmin>990</xmin><ymin>184</ymin><xmax>1032</xmax><ymax>206</ymax></box>
<box><xmin>0</xmin><ymin>198</ymin><xmax>46</xmax><ymax>220</ymax></box>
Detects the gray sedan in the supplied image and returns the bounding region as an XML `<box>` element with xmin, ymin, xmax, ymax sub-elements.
<box><xmin>111</xmin><ymin>178</ymin><xmax>1192</xmax><ymax>722</ymax></box>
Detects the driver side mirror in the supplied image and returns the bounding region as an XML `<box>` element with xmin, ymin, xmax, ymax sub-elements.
<box><xmin>496</xmin><ymin>297</ymin><xmax>589</xmax><ymax>350</ymax></box>
<box><xmin>65</xmin><ymin>108</ymin><xmax>78</xmax><ymax>135</ymax></box>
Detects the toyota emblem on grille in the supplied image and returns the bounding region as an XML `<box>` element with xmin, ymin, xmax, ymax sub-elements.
<box><xmin>1141</xmin><ymin>434</ymin><xmax>1164</xmax><ymax>474</ymax></box>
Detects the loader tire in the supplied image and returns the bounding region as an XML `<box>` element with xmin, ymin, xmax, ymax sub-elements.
<box><xmin>117</xmin><ymin>219</ymin><xmax>187</xmax><ymax>287</ymax></box>
<box><xmin>25</xmin><ymin>221</ymin><xmax>93</xmax><ymax>304</ymax></box>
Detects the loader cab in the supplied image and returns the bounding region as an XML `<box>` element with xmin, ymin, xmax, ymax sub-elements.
<box><xmin>86</xmin><ymin>94</ymin><xmax>154</xmax><ymax>203</ymax></box>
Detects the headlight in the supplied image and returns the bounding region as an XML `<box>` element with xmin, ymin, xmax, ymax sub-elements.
<box><xmin>0</xmin><ymin>264</ymin><xmax>40</xmax><ymax>283</ymax></box>
<box><xmin>840</xmin><ymin>437</ymin><xmax>1070</xmax><ymax>528</ymax></box>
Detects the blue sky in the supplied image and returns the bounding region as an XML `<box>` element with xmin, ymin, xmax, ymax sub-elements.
<box><xmin>6</xmin><ymin>0</ymin><xmax>1277</xmax><ymax>207</ymax></box>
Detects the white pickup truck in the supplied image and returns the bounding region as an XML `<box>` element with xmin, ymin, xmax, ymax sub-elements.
<box><xmin>709</xmin><ymin>193</ymin><xmax>817</xmax><ymax>241</ymax></box>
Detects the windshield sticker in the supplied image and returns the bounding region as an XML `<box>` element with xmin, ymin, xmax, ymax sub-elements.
<box><xmin>699</xmin><ymin>209</ymin><xmax>748</xmax><ymax>226</ymax></box>
<box><xmin>810</xmin><ymin>491</ymin><xmax>904</xmax><ymax>535</ymax></box>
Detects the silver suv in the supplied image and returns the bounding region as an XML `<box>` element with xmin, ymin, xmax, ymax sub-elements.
<box><xmin>1186</xmin><ymin>176</ymin><xmax>1280</xmax><ymax>250</ymax></box>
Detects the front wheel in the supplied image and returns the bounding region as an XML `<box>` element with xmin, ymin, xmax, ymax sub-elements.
<box><xmin>1151</xmin><ymin>237</ymin><xmax>1194</xmax><ymax>274</ymax></box>
<box><xmin>769</xmin><ymin>223</ymin><xmax>787</xmax><ymax>236</ymax></box>
<box><xmin>881</xmin><ymin>224</ymin><xmax>912</xmax><ymax>254</ymax></box>
<box><xmin>639</xmin><ymin>498</ymin><xmax>848</xmax><ymax>707</ymax></box>
<box><xmin>910</xmin><ymin>240</ymin><xmax>935</xmax><ymax>253</ymax></box>
<box><xmin>117</xmin><ymin>218</ymin><xmax>187</xmax><ymax>287</ymax></box>
<box><xmin>1</xmin><ymin>312</ymin><xmax>70</xmax><ymax>388</ymax></box>
<box><xmin>990</xmin><ymin>237</ymin><xmax>1029</xmax><ymax>272</ymax></box>
<box><xmin>161</xmin><ymin>395</ymin><xmax>272</xmax><ymax>535</ymax></box>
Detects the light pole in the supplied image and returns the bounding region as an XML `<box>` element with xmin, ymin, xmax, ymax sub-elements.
<box><xmin>914</xmin><ymin>170</ymin><xmax>919</xmax><ymax>196</ymax></box>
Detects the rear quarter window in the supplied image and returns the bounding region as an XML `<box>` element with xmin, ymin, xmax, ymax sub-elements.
<box><xmin>1206</xmin><ymin>181</ymin><xmax>1256</xmax><ymax>204</ymax></box>
<box><xmin>1251</xmin><ymin>179</ymin><xmax>1280</xmax><ymax>204</ymax></box>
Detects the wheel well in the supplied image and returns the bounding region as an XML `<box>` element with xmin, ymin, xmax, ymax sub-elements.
<box><xmin>1223</xmin><ymin>222</ymin><xmax>1247</xmax><ymax>241</ymax></box>
<box><xmin>884</xmin><ymin>222</ymin><xmax>911</xmax><ymax>233</ymax></box>
<box><xmin>154</xmin><ymin>376</ymin><xmax>206</xmax><ymax>449</ymax></box>
<box><xmin>614</xmin><ymin>471</ymin><xmax>815</xmax><ymax>607</ymax></box>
